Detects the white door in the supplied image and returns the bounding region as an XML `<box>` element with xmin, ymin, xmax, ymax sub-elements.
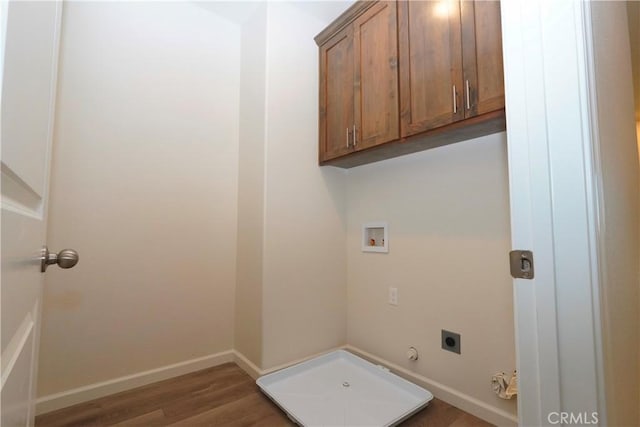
<box><xmin>1</xmin><ymin>2</ymin><xmax>62</xmax><ymax>426</ymax></box>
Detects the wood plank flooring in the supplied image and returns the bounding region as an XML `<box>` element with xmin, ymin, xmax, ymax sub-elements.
<box><xmin>35</xmin><ymin>363</ymin><xmax>493</xmax><ymax>427</ymax></box>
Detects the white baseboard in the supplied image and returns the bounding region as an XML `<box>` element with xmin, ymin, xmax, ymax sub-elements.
<box><xmin>35</xmin><ymin>348</ymin><xmax>336</xmax><ymax>416</ymax></box>
<box><xmin>232</xmin><ymin>346</ymin><xmax>347</xmax><ymax>380</ymax></box>
<box><xmin>35</xmin><ymin>350</ymin><xmax>234</xmax><ymax>415</ymax></box>
<box><xmin>37</xmin><ymin>345</ymin><xmax>517</xmax><ymax>426</ymax></box>
<box><xmin>260</xmin><ymin>346</ymin><xmax>348</xmax><ymax>376</ymax></box>
<box><xmin>232</xmin><ymin>350</ymin><xmax>262</xmax><ymax>379</ymax></box>
<box><xmin>344</xmin><ymin>345</ymin><xmax>518</xmax><ymax>427</ymax></box>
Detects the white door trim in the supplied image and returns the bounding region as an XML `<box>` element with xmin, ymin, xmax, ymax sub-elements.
<box><xmin>574</xmin><ymin>1</ymin><xmax>608</xmax><ymax>422</ymax></box>
<box><xmin>501</xmin><ymin>1</ymin><xmax>606</xmax><ymax>425</ymax></box>
<box><xmin>501</xmin><ymin>1</ymin><xmax>561</xmax><ymax>423</ymax></box>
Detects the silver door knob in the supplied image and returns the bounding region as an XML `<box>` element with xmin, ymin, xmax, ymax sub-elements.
<box><xmin>41</xmin><ymin>246</ymin><xmax>79</xmax><ymax>272</ymax></box>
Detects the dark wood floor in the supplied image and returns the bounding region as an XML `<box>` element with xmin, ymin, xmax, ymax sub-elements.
<box><xmin>35</xmin><ymin>363</ymin><xmax>492</xmax><ymax>427</ymax></box>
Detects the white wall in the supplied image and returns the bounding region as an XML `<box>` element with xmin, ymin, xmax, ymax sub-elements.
<box><xmin>260</xmin><ymin>2</ymin><xmax>348</xmax><ymax>369</ymax></box>
<box><xmin>234</xmin><ymin>3</ymin><xmax>267</xmax><ymax>369</ymax></box>
<box><xmin>39</xmin><ymin>2</ymin><xmax>240</xmax><ymax>396</ymax></box>
<box><xmin>627</xmin><ymin>1</ymin><xmax>639</xmax><ymax>121</ymax></box>
<box><xmin>591</xmin><ymin>3</ymin><xmax>640</xmax><ymax>425</ymax></box>
<box><xmin>231</xmin><ymin>2</ymin><xmax>349</xmax><ymax>371</ymax></box>
<box><xmin>346</xmin><ymin>133</ymin><xmax>516</xmax><ymax>421</ymax></box>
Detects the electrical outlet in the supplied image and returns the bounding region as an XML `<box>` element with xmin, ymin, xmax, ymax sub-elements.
<box><xmin>441</xmin><ymin>330</ymin><xmax>461</xmax><ymax>354</ymax></box>
<box><xmin>388</xmin><ymin>287</ymin><xmax>398</xmax><ymax>305</ymax></box>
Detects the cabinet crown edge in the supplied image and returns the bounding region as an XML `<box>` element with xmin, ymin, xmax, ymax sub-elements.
<box><xmin>314</xmin><ymin>1</ymin><xmax>378</xmax><ymax>46</ymax></box>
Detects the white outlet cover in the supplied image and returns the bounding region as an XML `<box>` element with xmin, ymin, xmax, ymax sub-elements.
<box><xmin>389</xmin><ymin>287</ymin><xmax>398</xmax><ymax>305</ymax></box>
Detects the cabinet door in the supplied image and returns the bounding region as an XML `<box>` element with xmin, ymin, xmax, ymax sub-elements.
<box><xmin>319</xmin><ymin>26</ymin><xmax>355</xmax><ymax>162</ymax></box>
<box><xmin>353</xmin><ymin>1</ymin><xmax>399</xmax><ymax>150</ymax></box>
<box><xmin>398</xmin><ymin>0</ymin><xmax>464</xmax><ymax>138</ymax></box>
<box><xmin>461</xmin><ymin>0</ymin><xmax>504</xmax><ymax>117</ymax></box>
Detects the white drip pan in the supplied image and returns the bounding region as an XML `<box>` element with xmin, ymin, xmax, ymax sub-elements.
<box><xmin>256</xmin><ymin>350</ymin><xmax>433</xmax><ymax>426</ymax></box>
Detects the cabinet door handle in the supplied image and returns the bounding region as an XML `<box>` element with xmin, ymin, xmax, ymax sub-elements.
<box><xmin>452</xmin><ymin>85</ymin><xmax>457</xmax><ymax>114</ymax></box>
<box><xmin>346</xmin><ymin>127</ymin><xmax>351</xmax><ymax>148</ymax></box>
<box><xmin>352</xmin><ymin>124</ymin><xmax>357</xmax><ymax>147</ymax></box>
<box><xmin>465</xmin><ymin>80</ymin><xmax>471</xmax><ymax>110</ymax></box>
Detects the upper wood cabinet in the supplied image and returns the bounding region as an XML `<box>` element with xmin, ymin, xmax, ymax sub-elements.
<box><xmin>353</xmin><ymin>2</ymin><xmax>400</xmax><ymax>151</ymax></box>
<box><xmin>461</xmin><ymin>1</ymin><xmax>505</xmax><ymax>117</ymax></box>
<box><xmin>317</xmin><ymin>1</ymin><xmax>399</xmax><ymax>163</ymax></box>
<box><xmin>319</xmin><ymin>25</ymin><xmax>355</xmax><ymax>161</ymax></box>
<box><xmin>399</xmin><ymin>0</ymin><xmax>504</xmax><ymax>138</ymax></box>
<box><xmin>398</xmin><ymin>1</ymin><xmax>464</xmax><ymax>135</ymax></box>
<box><xmin>316</xmin><ymin>1</ymin><xmax>505</xmax><ymax>168</ymax></box>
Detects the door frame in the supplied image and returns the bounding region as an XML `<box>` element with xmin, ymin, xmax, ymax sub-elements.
<box><xmin>502</xmin><ymin>1</ymin><xmax>607</xmax><ymax>425</ymax></box>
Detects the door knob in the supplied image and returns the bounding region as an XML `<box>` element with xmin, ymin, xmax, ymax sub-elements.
<box><xmin>41</xmin><ymin>246</ymin><xmax>79</xmax><ymax>272</ymax></box>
